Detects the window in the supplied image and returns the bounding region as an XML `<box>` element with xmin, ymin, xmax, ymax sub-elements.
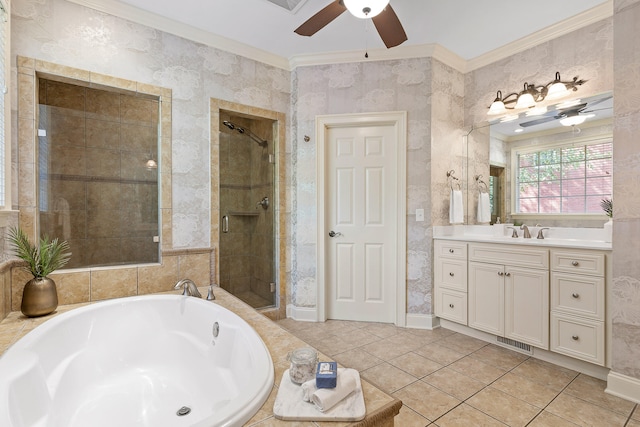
<box><xmin>514</xmin><ymin>140</ymin><xmax>612</xmax><ymax>214</ymax></box>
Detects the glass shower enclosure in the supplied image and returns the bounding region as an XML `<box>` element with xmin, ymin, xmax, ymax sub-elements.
<box><xmin>218</xmin><ymin>113</ymin><xmax>276</xmax><ymax>309</ymax></box>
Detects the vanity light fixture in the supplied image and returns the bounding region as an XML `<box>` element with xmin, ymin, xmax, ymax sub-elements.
<box><xmin>525</xmin><ymin>106</ymin><xmax>548</xmax><ymax>117</ymax></box>
<box><xmin>344</xmin><ymin>0</ymin><xmax>390</xmax><ymax>18</ymax></box>
<box><xmin>487</xmin><ymin>72</ymin><xmax>586</xmax><ymax>115</ymax></box>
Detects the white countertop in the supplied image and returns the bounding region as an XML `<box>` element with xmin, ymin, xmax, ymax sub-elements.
<box><xmin>433</xmin><ymin>225</ymin><xmax>612</xmax><ymax>251</ymax></box>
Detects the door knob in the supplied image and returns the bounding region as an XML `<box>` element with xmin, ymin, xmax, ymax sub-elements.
<box><xmin>328</xmin><ymin>231</ymin><xmax>342</xmax><ymax>237</ymax></box>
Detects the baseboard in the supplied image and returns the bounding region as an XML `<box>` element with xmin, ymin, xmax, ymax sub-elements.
<box><xmin>439</xmin><ymin>319</ymin><xmax>610</xmax><ymax>381</ymax></box>
<box><xmin>286</xmin><ymin>304</ymin><xmax>317</xmax><ymax>322</ymax></box>
<box><xmin>606</xmin><ymin>371</ymin><xmax>640</xmax><ymax>404</ymax></box>
<box><xmin>405</xmin><ymin>313</ymin><xmax>440</xmax><ymax>330</ymax></box>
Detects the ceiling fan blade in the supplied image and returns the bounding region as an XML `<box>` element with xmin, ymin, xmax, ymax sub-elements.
<box><xmin>520</xmin><ymin>116</ymin><xmax>557</xmax><ymax>128</ymax></box>
<box><xmin>372</xmin><ymin>4</ymin><xmax>407</xmax><ymax>48</ymax></box>
<box><xmin>294</xmin><ymin>1</ymin><xmax>347</xmax><ymax>37</ymax></box>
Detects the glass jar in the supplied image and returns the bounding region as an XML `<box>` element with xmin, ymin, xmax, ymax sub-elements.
<box><xmin>287</xmin><ymin>347</ymin><xmax>318</xmax><ymax>384</ymax></box>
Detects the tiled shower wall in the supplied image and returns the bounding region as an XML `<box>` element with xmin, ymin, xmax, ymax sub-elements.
<box><xmin>219</xmin><ymin>114</ymin><xmax>275</xmax><ymax>305</ymax></box>
<box><xmin>38</xmin><ymin>79</ymin><xmax>160</xmax><ymax>268</ymax></box>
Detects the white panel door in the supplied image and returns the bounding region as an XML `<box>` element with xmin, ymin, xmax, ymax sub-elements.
<box><xmin>326</xmin><ymin>124</ymin><xmax>397</xmax><ymax>323</ymax></box>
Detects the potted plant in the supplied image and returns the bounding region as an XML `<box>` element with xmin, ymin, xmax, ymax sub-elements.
<box><xmin>600</xmin><ymin>198</ymin><xmax>613</xmax><ymax>243</ymax></box>
<box><xmin>8</xmin><ymin>227</ymin><xmax>71</xmax><ymax>317</ymax></box>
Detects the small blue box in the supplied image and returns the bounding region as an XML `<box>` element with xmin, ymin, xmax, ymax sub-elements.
<box><xmin>316</xmin><ymin>361</ymin><xmax>337</xmax><ymax>389</ymax></box>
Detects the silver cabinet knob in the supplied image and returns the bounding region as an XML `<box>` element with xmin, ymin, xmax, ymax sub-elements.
<box><xmin>572</xmin><ymin>293</ymin><xmax>580</xmax><ymax>299</ymax></box>
<box><xmin>449</xmin><ymin>272</ymin><xmax>454</xmax><ymax>277</ymax></box>
<box><xmin>505</xmin><ymin>272</ymin><xmax>511</xmax><ymax>277</ymax></box>
<box><xmin>572</xmin><ymin>261</ymin><xmax>579</xmax><ymax>266</ymax></box>
<box><xmin>449</xmin><ymin>303</ymin><xmax>454</xmax><ymax>308</ymax></box>
<box><xmin>449</xmin><ymin>249</ymin><xmax>454</xmax><ymax>253</ymax></box>
<box><xmin>328</xmin><ymin>231</ymin><xmax>342</xmax><ymax>237</ymax></box>
<box><xmin>572</xmin><ymin>335</ymin><xmax>579</xmax><ymax>341</ymax></box>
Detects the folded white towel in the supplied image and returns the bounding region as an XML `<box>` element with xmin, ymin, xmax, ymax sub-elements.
<box><xmin>477</xmin><ymin>192</ymin><xmax>491</xmax><ymax>224</ymax></box>
<box><xmin>449</xmin><ymin>189</ymin><xmax>464</xmax><ymax>224</ymax></box>
<box><xmin>311</xmin><ymin>369</ymin><xmax>358</xmax><ymax>412</ymax></box>
<box><xmin>301</xmin><ymin>378</ymin><xmax>316</xmax><ymax>402</ymax></box>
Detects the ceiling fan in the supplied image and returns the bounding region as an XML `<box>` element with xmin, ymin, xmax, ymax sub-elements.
<box><xmin>294</xmin><ymin>0</ymin><xmax>408</xmax><ymax>49</ymax></box>
<box><xmin>519</xmin><ymin>95</ymin><xmax>612</xmax><ymax>128</ymax></box>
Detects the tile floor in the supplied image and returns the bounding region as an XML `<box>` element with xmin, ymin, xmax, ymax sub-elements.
<box><xmin>276</xmin><ymin>318</ymin><xmax>639</xmax><ymax>427</ymax></box>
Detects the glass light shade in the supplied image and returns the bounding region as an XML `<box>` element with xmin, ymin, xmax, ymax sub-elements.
<box><xmin>559</xmin><ymin>114</ymin><xmax>587</xmax><ymax>127</ymax></box>
<box><xmin>515</xmin><ymin>92</ymin><xmax>535</xmax><ymax>109</ymax></box>
<box><xmin>344</xmin><ymin>0</ymin><xmax>390</xmax><ymax>18</ymax></box>
<box><xmin>525</xmin><ymin>106</ymin><xmax>548</xmax><ymax>117</ymax></box>
<box><xmin>145</xmin><ymin>159</ymin><xmax>158</xmax><ymax>169</ymax></box>
<box><xmin>487</xmin><ymin>100</ymin><xmax>506</xmax><ymax>115</ymax></box>
<box><xmin>546</xmin><ymin>82</ymin><xmax>569</xmax><ymax>100</ymax></box>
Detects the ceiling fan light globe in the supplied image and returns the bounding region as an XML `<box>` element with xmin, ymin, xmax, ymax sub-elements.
<box><xmin>559</xmin><ymin>114</ymin><xmax>587</xmax><ymax>127</ymax></box>
<box><xmin>344</xmin><ymin>0</ymin><xmax>390</xmax><ymax>18</ymax></box>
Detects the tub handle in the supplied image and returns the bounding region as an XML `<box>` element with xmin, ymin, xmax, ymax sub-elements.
<box><xmin>212</xmin><ymin>322</ymin><xmax>219</xmax><ymax>338</ymax></box>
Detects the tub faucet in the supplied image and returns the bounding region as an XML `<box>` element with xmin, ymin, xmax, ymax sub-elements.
<box><xmin>520</xmin><ymin>224</ymin><xmax>531</xmax><ymax>239</ymax></box>
<box><xmin>506</xmin><ymin>226</ymin><xmax>518</xmax><ymax>238</ymax></box>
<box><xmin>174</xmin><ymin>279</ymin><xmax>202</xmax><ymax>298</ymax></box>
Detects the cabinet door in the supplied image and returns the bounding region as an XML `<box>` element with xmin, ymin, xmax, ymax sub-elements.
<box><xmin>469</xmin><ymin>261</ymin><xmax>504</xmax><ymax>336</ymax></box>
<box><xmin>505</xmin><ymin>266</ymin><xmax>549</xmax><ymax>349</ymax></box>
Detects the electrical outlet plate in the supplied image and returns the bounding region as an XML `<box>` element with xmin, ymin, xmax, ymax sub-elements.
<box><xmin>416</xmin><ymin>209</ymin><xmax>424</xmax><ymax>222</ymax></box>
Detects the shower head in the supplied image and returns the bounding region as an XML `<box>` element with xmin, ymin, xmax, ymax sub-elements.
<box><xmin>222</xmin><ymin>120</ymin><xmax>268</xmax><ymax>148</ymax></box>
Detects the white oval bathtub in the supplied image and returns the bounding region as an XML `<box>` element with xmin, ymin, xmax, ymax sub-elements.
<box><xmin>0</xmin><ymin>295</ymin><xmax>274</xmax><ymax>427</ymax></box>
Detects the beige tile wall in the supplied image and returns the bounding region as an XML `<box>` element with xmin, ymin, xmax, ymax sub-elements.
<box><xmin>211</xmin><ymin>99</ymin><xmax>287</xmax><ymax>320</ymax></box>
<box><xmin>7</xmin><ymin>57</ymin><xmax>213</xmax><ymax>313</ymax></box>
<box><xmin>38</xmin><ymin>78</ymin><xmax>160</xmax><ymax>268</ymax></box>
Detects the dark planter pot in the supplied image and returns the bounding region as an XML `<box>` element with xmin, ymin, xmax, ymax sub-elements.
<box><xmin>21</xmin><ymin>277</ymin><xmax>58</xmax><ymax>317</ymax></box>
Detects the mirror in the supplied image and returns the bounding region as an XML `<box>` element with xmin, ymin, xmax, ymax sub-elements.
<box><xmin>468</xmin><ymin>91</ymin><xmax>613</xmax><ymax>226</ymax></box>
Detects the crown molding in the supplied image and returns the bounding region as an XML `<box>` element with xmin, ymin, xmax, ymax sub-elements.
<box><xmin>65</xmin><ymin>0</ymin><xmax>291</xmax><ymax>70</ymax></box>
<box><xmin>465</xmin><ymin>0</ymin><xmax>613</xmax><ymax>72</ymax></box>
<box><xmin>288</xmin><ymin>43</ymin><xmax>467</xmax><ymax>72</ymax></box>
<box><xmin>66</xmin><ymin>0</ymin><xmax>613</xmax><ymax>74</ymax></box>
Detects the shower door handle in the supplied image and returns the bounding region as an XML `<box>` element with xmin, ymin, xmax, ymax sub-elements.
<box><xmin>222</xmin><ymin>215</ymin><xmax>229</xmax><ymax>233</ymax></box>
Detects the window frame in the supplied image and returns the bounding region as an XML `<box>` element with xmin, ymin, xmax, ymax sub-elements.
<box><xmin>0</xmin><ymin>0</ymin><xmax>15</xmax><ymax>226</ymax></box>
<box><xmin>510</xmin><ymin>134</ymin><xmax>613</xmax><ymax>220</ymax></box>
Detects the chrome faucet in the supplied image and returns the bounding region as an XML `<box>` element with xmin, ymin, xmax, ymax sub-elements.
<box><xmin>174</xmin><ymin>279</ymin><xmax>202</xmax><ymax>298</ymax></box>
<box><xmin>537</xmin><ymin>227</ymin><xmax>550</xmax><ymax>239</ymax></box>
<box><xmin>206</xmin><ymin>284</ymin><xmax>216</xmax><ymax>300</ymax></box>
<box><xmin>506</xmin><ymin>226</ymin><xmax>518</xmax><ymax>238</ymax></box>
<box><xmin>520</xmin><ymin>224</ymin><xmax>531</xmax><ymax>239</ymax></box>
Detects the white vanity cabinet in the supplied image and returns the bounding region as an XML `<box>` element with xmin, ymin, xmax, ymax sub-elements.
<box><xmin>550</xmin><ymin>249</ymin><xmax>606</xmax><ymax>366</ymax></box>
<box><xmin>468</xmin><ymin>243</ymin><xmax>549</xmax><ymax>350</ymax></box>
<box><xmin>434</xmin><ymin>241</ymin><xmax>468</xmax><ymax>324</ymax></box>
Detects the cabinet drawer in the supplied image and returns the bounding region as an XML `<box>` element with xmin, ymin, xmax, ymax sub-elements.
<box><xmin>469</xmin><ymin>243</ymin><xmax>548</xmax><ymax>269</ymax></box>
<box><xmin>551</xmin><ymin>250</ymin><xmax>605</xmax><ymax>276</ymax></box>
<box><xmin>550</xmin><ymin>313</ymin><xmax>604</xmax><ymax>366</ymax></box>
<box><xmin>551</xmin><ymin>272</ymin><xmax>604</xmax><ymax>320</ymax></box>
<box><xmin>434</xmin><ymin>240</ymin><xmax>467</xmax><ymax>260</ymax></box>
<box><xmin>435</xmin><ymin>288</ymin><xmax>467</xmax><ymax>325</ymax></box>
<box><xmin>435</xmin><ymin>259</ymin><xmax>467</xmax><ymax>291</ymax></box>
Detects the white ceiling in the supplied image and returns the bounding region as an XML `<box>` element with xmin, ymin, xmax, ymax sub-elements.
<box><xmin>73</xmin><ymin>0</ymin><xmax>611</xmax><ymax>69</ymax></box>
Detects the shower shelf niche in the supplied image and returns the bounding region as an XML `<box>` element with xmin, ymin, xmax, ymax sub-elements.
<box><xmin>228</xmin><ymin>211</ymin><xmax>260</xmax><ymax>217</ymax></box>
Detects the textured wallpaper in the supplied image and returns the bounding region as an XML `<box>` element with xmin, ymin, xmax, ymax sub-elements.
<box><xmin>290</xmin><ymin>58</ymin><xmax>453</xmax><ymax>315</ymax></box>
<box><xmin>612</xmin><ymin>0</ymin><xmax>640</xmax><ymax>379</ymax></box>
<box><xmin>11</xmin><ymin>0</ymin><xmax>291</xmax><ymax>251</ymax></box>
<box><xmin>10</xmin><ymin>0</ymin><xmax>640</xmax><ymax>380</ymax></box>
